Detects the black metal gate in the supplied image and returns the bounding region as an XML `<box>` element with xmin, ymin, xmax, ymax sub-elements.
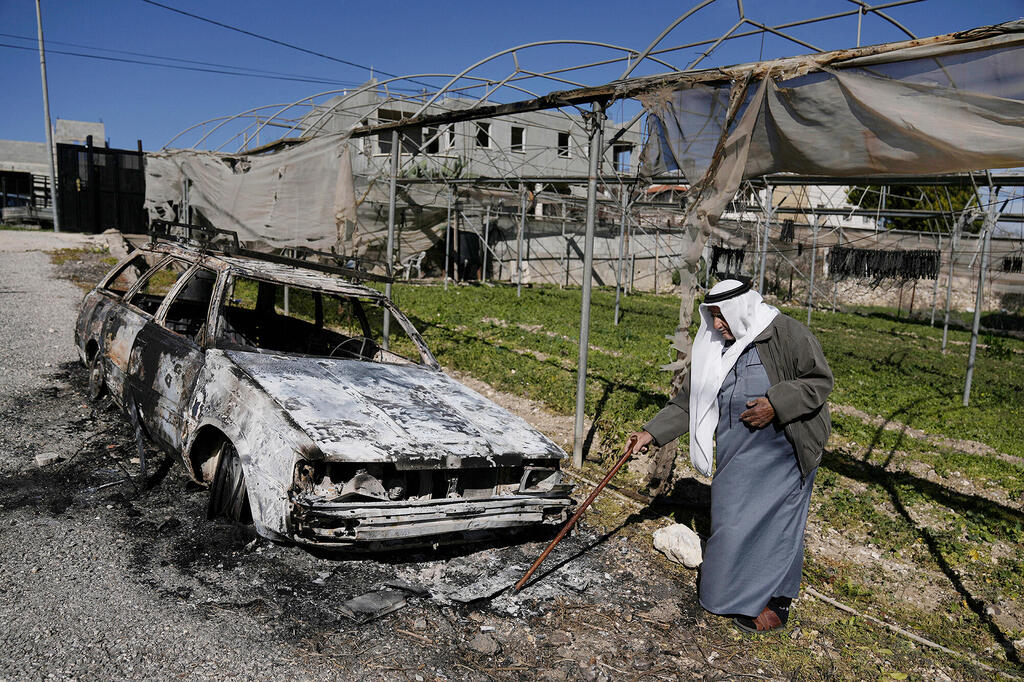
<box><xmin>56</xmin><ymin>137</ymin><xmax>147</xmax><ymax>233</ymax></box>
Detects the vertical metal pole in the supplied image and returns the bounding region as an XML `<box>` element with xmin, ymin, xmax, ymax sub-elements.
<box><xmin>963</xmin><ymin>227</ymin><xmax>991</xmax><ymax>407</ymax></box>
<box><xmin>35</xmin><ymin>0</ymin><xmax>59</xmax><ymax>232</ymax></box>
<box><xmin>963</xmin><ymin>192</ymin><xmax>997</xmax><ymax>407</ymax></box>
<box><xmin>629</xmin><ymin>252</ymin><xmax>636</xmax><ymax>293</ymax></box>
<box><xmin>517</xmin><ymin>187</ymin><xmax>526</xmax><ymax>297</ymax></box>
<box><xmin>807</xmin><ymin>216</ymin><xmax>818</xmax><ymax>326</ymax></box>
<box><xmin>941</xmin><ymin>222</ymin><xmax>959</xmax><ymax>353</ymax></box>
<box><xmin>284</xmin><ymin>286</ymin><xmax>290</xmax><ymax>315</ymax></box>
<box><xmin>758</xmin><ymin>186</ymin><xmax>772</xmax><ymax>293</ymax></box>
<box><xmin>930</xmin><ymin>235</ymin><xmax>942</xmax><ymax>326</ymax></box>
<box><xmin>856</xmin><ymin>6</ymin><xmax>863</xmax><ymax>47</ymax></box>
<box><xmin>613</xmin><ymin>188</ymin><xmax>628</xmax><ymax>325</ymax></box>
<box><xmin>705</xmin><ymin>242</ymin><xmax>711</xmax><ymax>290</ymax></box>
<box><xmin>572</xmin><ymin>104</ymin><xmax>605</xmax><ymax>469</ymax></box>
<box><xmin>654</xmin><ymin>229</ymin><xmax>660</xmax><ymax>294</ymax></box>
<box><xmin>482</xmin><ymin>204</ymin><xmax>491</xmax><ymax>283</ymax></box>
<box><xmin>382</xmin><ymin>130</ymin><xmax>399</xmax><ymax>350</ymax></box>
<box><xmin>833</xmin><ymin>224</ymin><xmax>842</xmax><ymax>312</ymax></box>
<box><xmin>443</xmin><ymin>190</ymin><xmax>452</xmax><ymax>291</ymax></box>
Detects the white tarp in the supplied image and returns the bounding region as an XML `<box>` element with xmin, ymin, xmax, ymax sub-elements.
<box><xmin>145</xmin><ymin>132</ymin><xmax>356</xmax><ymax>250</ymax></box>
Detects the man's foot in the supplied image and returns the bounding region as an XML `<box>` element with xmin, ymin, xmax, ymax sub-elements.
<box><xmin>733</xmin><ymin>598</ymin><xmax>790</xmax><ymax>633</ymax></box>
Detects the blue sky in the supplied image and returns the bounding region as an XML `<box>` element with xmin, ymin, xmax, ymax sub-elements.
<box><xmin>2</xmin><ymin>0</ymin><xmax>1022</xmax><ymax>150</ymax></box>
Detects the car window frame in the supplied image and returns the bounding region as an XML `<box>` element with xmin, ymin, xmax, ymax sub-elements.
<box><xmin>214</xmin><ymin>272</ymin><xmax>438</xmax><ymax>367</ymax></box>
<box><xmin>97</xmin><ymin>251</ymin><xmax>161</xmax><ymax>299</ymax></box>
<box><xmin>154</xmin><ymin>263</ymin><xmax>224</xmax><ymax>349</ymax></box>
<box><xmin>122</xmin><ymin>255</ymin><xmax>194</xmax><ymax>320</ymax></box>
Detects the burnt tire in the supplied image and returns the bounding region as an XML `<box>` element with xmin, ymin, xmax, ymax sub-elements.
<box><xmin>207</xmin><ymin>442</ymin><xmax>252</xmax><ymax>524</ymax></box>
<box><xmin>87</xmin><ymin>351</ymin><xmax>107</xmax><ymax>401</ymax></box>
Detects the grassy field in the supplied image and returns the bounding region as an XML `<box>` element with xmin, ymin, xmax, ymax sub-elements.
<box><xmin>388</xmin><ymin>281</ymin><xmax>1024</xmax><ymax>678</ymax></box>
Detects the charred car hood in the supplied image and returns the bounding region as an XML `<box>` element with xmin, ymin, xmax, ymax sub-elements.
<box><xmin>225</xmin><ymin>351</ymin><xmax>565</xmax><ymax>466</ymax></box>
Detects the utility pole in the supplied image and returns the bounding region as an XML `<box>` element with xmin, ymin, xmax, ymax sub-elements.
<box><xmin>572</xmin><ymin>103</ymin><xmax>605</xmax><ymax>469</ymax></box>
<box><xmin>35</xmin><ymin>0</ymin><xmax>59</xmax><ymax>232</ymax></box>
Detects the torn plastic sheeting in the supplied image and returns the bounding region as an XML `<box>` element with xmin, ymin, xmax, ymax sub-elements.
<box><xmin>145</xmin><ymin>132</ymin><xmax>356</xmax><ymax>250</ymax></box>
<box><xmin>641</xmin><ymin>25</ymin><xmax>1024</xmax><ymax>183</ymax></box>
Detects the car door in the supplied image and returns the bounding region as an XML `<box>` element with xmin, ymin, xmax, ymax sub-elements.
<box><xmin>102</xmin><ymin>254</ymin><xmax>179</xmax><ymax>405</ymax></box>
<box><xmin>127</xmin><ymin>264</ymin><xmax>219</xmax><ymax>453</ymax></box>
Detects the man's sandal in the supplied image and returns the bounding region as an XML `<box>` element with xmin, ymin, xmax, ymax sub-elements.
<box><xmin>733</xmin><ymin>605</ymin><xmax>788</xmax><ymax>633</ymax></box>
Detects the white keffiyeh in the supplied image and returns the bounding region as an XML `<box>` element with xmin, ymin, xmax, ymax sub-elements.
<box><xmin>688</xmin><ymin>280</ymin><xmax>779</xmax><ymax>476</ymax></box>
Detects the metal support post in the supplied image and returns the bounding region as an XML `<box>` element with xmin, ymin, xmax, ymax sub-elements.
<box><xmin>572</xmin><ymin>104</ymin><xmax>605</xmax><ymax>469</ymax></box>
<box><xmin>930</xmin><ymin>235</ymin><xmax>942</xmax><ymax>326</ymax></box>
<box><xmin>758</xmin><ymin>186</ymin><xmax>773</xmax><ymax>293</ymax></box>
<box><xmin>35</xmin><ymin>0</ymin><xmax>59</xmax><ymax>232</ymax></box>
<box><xmin>963</xmin><ymin>189</ymin><xmax>998</xmax><ymax>407</ymax></box>
<box><xmin>654</xmin><ymin>229</ymin><xmax>660</xmax><ymax>294</ymax></box>
<box><xmin>382</xmin><ymin>130</ymin><xmax>399</xmax><ymax>350</ymax></box>
<box><xmin>517</xmin><ymin>187</ymin><xmax>527</xmax><ymax>297</ymax></box>
<box><xmin>941</xmin><ymin>223</ymin><xmax>959</xmax><ymax>353</ymax></box>
<box><xmin>613</xmin><ymin>189</ymin><xmax>628</xmax><ymax>325</ymax></box>
<box><xmin>833</xmin><ymin>225</ymin><xmax>842</xmax><ymax>312</ymax></box>
<box><xmin>443</xmin><ymin>190</ymin><xmax>452</xmax><ymax>291</ymax></box>
<box><xmin>807</xmin><ymin>216</ymin><xmax>819</xmax><ymax>326</ymax></box>
<box><xmin>482</xmin><ymin>205</ymin><xmax>491</xmax><ymax>283</ymax></box>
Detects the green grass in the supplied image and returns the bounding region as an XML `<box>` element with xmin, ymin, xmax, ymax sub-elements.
<box><xmin>387</xmin><ymin>282</ymin><xmax>1024</xmax><ymax>459</ymax></box>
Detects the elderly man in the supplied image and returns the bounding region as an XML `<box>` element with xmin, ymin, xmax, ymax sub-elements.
<box><xmin>625</xmin><ymin>279</ymin><xmax>832</xmax><ymax>632</ymax></box>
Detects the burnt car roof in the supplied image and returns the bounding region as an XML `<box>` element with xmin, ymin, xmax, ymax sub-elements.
<box><xmin>142</xmin><ymin>241</ymin><xmax>388</xmax><ymax>299</ymax></box>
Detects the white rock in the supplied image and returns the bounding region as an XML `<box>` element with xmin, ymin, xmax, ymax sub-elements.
<box><xmin>653</xmin><ymin>523</ymin><xmax>703</xmax><ymax>568</ymax></box>
<box><xmin>34</xmin><ymin>451</ymin><xmax>62</xmax><ymax>467</ymax></box>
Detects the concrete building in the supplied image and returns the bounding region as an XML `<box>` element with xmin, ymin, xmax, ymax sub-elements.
<box><xmin>0</xmin><ymin>119</ymin><xmax>106</xmax><ymax>224</ymax></box>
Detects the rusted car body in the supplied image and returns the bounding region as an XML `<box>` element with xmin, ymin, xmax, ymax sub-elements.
<box><xmin>76</xmin><ymin>234</ymin><xmax>573</xmax><ymax>547</ymax></box>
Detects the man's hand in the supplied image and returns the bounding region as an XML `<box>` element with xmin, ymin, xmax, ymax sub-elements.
<box><xmin>623</xmin><ymin>430</ymin><xmax>654</xmax><ymax>456</ymax></box>
<box><xmin>740</xmin><ymin>397</ymin><xmax>775</xmax><ymax>429</ymax></box>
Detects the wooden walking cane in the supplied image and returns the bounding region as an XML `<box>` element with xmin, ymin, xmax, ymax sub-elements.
<box><xmin>514</xmin><ymin>437</ymin><xmax>648</xmax><ymax>592</ymax></box>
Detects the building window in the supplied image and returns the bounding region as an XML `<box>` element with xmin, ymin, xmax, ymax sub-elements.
<box><xmin>510</xmin><ymin>126</ymin><xmax>525</xmax><ymax>153</ymax></box>
<box><xmin>613</xmin><ymin>144</ymin><xmax>632</xmax><ymax>172</ymax></box>
<box><xmin>557</xmin><ymin>132</ymin><xmax>571</xmax><ymax>158</ymax></box>
<box><xmin>424</xmin><ymin>126</ymin><xmax>440</xmax><ymax>155</ymax></box>
<box><xmin>447</xmin><ymin>124</ymin><xmax>457</xmax><ymax>150</ymax></box>
<box><xmin>475</xmin><ymin>122</ymin><xmax>491</xmax><ymax>148</ymax></box>
<box><xmin>377</xmin><ymin>110</ymin><xmax>422</xmax><ymax>155</ymax></box>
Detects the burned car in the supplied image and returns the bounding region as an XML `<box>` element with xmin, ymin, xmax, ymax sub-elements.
<box><xmin>76</xmin><ymin>226</ymin><xmax>573</xmax><ymax>547</ymax></box>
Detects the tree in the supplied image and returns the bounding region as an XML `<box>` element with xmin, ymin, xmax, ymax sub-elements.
<box><xmin>845</xmin><ymin>185</ymin><xmax>983</xmax><ymax>233</ymax></box>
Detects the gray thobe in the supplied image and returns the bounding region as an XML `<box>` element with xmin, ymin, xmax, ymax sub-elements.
<box><xmin>698</xmin><ymin>345</ymin><xmax>816</xmax><ymax>618</ymax></box>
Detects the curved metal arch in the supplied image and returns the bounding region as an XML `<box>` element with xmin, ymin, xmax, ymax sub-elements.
<box><xmin>410</xmin><ymin>39</ymin><xmax>679</xmax><ymax>120</ymax></box>
<box><xmin>163</xmin><ymin>105</ymin><xmax>295</xmax><ymax>149</ymax></box>
<box><xmin>620</xmin><ymin>0</ymin><xmax>719</xmax><ymax>79</ymax></box>
<box><xmin>291</xmin><ymin>72</ymin><xmax>553</xmax><ymax>146</ymax></box>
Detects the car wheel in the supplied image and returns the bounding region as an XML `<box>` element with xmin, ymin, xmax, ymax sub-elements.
<box><xmin>87</xmin><ymin>351</ymin><xmax>107</xmax><ymax>401</ymax></box>
<box><xmin>207</xmin><ymin>441</ymin><xmax>252</xmax><ymax>523</ymax></box>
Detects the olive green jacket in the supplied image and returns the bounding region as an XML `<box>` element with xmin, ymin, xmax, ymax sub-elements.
<box><xmin>644</xmin><ymin>313</ymin><xmax>833</xmax><ymax>478</ymax></box>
